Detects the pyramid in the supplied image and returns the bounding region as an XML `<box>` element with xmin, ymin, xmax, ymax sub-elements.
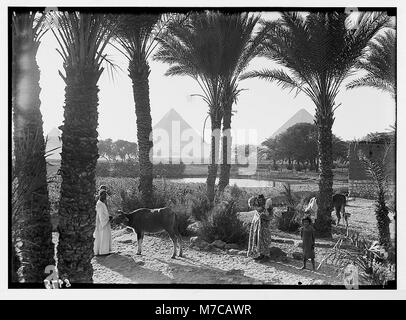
<box><xmin>152</xmin><ymin>108</ymin><xmax>209</xmax><ymax>163</ymax></box>
<box><xmin>271</xmin><ymin>108</ymin><xmax>314</xmax><ymax>138</ymax></box>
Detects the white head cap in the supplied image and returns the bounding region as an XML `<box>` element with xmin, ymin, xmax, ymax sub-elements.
<box><xmin>265</xmin><ymin>198</ymin><xmax>273</xmax><ymax>209</ymax></box>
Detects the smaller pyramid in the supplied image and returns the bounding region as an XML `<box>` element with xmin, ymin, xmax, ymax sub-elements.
<box><xmin>271</xmin><ymin>108</ymin><xmax>314</xmax><ymax>138</ymax></box>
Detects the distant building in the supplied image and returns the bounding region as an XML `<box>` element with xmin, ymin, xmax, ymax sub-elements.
<box><xmin>348</xmin><ymin>132</ymin><xmax>395</xmax><ymax>198</ymax></box>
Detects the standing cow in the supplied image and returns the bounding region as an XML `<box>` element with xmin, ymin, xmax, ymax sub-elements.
<box><xmin>114</xmin><ymin>207</ymin><xmax>183</xmax><ymax>259</ymax></box>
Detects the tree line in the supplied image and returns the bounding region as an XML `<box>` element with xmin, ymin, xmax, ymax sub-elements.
<box><xmin>260</xmin><ymin>122</ymin><xmax>349</xmax><ymax>171</ymax></box>
<box><xmin>98</xmin><ymin>139</ymin><xmax>138</xmax><ymax>163</ymax></box>
<box><xmin>11</xmin><ymin>9</ymin><xmax>395</xmax><ymax>283</ymax></box>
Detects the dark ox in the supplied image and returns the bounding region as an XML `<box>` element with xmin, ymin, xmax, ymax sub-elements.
<box><xmin>114</xmin><ymin>207</ymin><xmax>183</xmax><ymax>259</ymax></box>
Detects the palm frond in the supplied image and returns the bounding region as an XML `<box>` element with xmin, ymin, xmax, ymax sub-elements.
<box><xmin>346</xmin><ymin>76</ymin><xmax>394</xmax><ymax>95</ymax></box>
<box><xmin>12</xmin><ymin>11</ymin><xmax>49</xmax><ymax>54</ymax></box>
<box><xmin>51</xmin><ymin>12</ymin><xmax>118</xmax><ymax>81</ymax></box>
<box><xmin>347</xmin><ymin>29</ymin><xmax>396</xmax><ymax>98</ymax></box>
<box><xmin>241</xmin><ymin>68</ymin><xmax>302</xmax><ymax>95</ymax></box>
<box><xmin>247</xmin><ymin>10</ymin><xmax>391</xmax><ymax>116</ymax></box>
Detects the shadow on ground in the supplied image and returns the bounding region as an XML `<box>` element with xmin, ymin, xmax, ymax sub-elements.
<box><xmin>94</xmin><ymin>254</ymin><xmax>173</xmax><ymax>283</ymax></box>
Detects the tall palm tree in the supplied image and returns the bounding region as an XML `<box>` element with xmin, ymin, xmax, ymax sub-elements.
<box><xmin>155</xmin><ymin>12</ymin><xmax>262</xmax><ymax>201</ymax></box>
<box><xmin>111</xmin><ymin>14</ymin><xmax>161</xmax><ymax>208</ymax></box>
<box><xmin>347</xmin><ymin>29</ymin><xmax>396</xmax><ymax>99</ymax></box>
<box><xmin>359</xmin><ymin>145</ymin><xmax>392</xmax><ymax>249</ymax></box>
<box><xmin>242</xmin><ymin>12</ymin><xmax>390</xmax><ymax>237</ymax></box>
<box><xmin>216</xmin><ymin>13</ymin><xmax>262</xmax><ymax>192</ymax></box>
<box><xmin>52</xmin><ymin>12</ymin><xmax>117</xmax><ymax>282</ymax></box>
<box><xmin>11</xmin><ymin>11</ymin><xmax>54</xmax><ymax>283</ymax></box>
<box><xmin>154</xmin><ymin>12</ymin><xmax>227</xmax><ymax>202</ymax></box>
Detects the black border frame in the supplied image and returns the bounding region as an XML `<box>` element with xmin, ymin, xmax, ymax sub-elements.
<box><xmin>8</xmin><ymin>6</ymin><xmax>397</xmax><ymax>290</ymax></box>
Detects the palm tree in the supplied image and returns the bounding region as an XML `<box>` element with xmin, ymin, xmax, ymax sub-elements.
<box><xmin>359</xmin><ymin>145</ymin><xmax>392</xmax><ymax>249</ymax></box>
<box><xmin>347</xmin><ymin>29</ymin><xmax>396</xmax><ymax>99</ymax></box>
<box><xmin>112</xmin><ymin>14</ymin><xmax>162</xmax><ymax>208</ymax></box>
<box><xmin>154</xmin><ymin>12</ymin><xmax>227</xmax><ymax>202</ymax></box>
<box><xmin>11</xmin><ymin>11</ymin><xmax>54</xmax><ymax>283</ymax></box>
<box><xmin>242</xmin><ymin>12</ymin><xmax>390</xmax><ymax>237</ymax></box>
<box><xmin>51</xmin><ymin>12</ymin><xmax>117</xmax><ymax>282</ymax></box>
<box><xmin>216</xmin><ymin>13</ymin><xmax>262</xmax><ymax>192</ymax></box>
<box><xmin>155</xmin><ymin>12</ymin><xmax>262</xmax><ymax>201</ymax></box>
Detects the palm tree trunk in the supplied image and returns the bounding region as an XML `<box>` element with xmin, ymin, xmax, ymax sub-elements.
<box><xmin>376</xmin><ymin>186</ymin><xmax>391</xmax><ymax>249</ymax></box>
<box><xmin>12</xmin><ymin>40</ymin><xmax>54</xmax><ymax>283</ymax></box>
<box><xmin>207</xmin><ymin>114</ymin><xmax>222</xmax><ymax>203</ymax></box>
<box><xmin>314</xmin><ymin>109</ymin><xmax>334</xmax><ymax>238</ymax></box>
<box><xmin>57</xmin><ymin>68</ymin><xmax>100</xmax><ymax>283</ymax></box>
<box><xmin>218</xmin><ymin>103</ymin><xmax>232</xmax><ymax>192</ymax></box>
<box><xmin>129</xmin><ymin>61</ymin><xmax>154</xmax><ymax>208</ymax></box>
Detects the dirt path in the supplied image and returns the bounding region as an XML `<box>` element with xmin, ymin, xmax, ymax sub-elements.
<box><xmin>92</xmin><ymin>229</ymin><xmax>342</xmax><ymax>285</ymax></box>
<box><xmin>91</xmin><ymin>198</ymin><xmax>394</xmax><ymax>285</ymax></box>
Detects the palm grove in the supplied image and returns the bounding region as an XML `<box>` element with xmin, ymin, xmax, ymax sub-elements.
<box><xmin>11</xmin><ymin>10</ymin><xmax>394</xmax><ymax>283</ymax></box>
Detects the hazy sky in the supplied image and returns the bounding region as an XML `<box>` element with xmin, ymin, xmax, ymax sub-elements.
<box><xmin>36</xmin><ymin>11</ymin><xmax>396</xmax><ymax>144</ymax></box>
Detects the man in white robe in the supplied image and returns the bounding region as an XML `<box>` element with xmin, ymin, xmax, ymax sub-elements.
<box><xmin>93</xmin><ymin>190</ymin><xmax>112</xmax><ymax>256</ymax></box>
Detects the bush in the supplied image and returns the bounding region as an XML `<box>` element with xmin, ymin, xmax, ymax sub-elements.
<box><xmin>190</xmin><ymin>191</ymin><xmax>212</xmax><ymax>222</ymax></box>
<box><xmin>96</xmin><ymin>161</ymin><xmax>186</xmax><ymax>179</ymax></box>
<box><xmin>320</xmin><ymin>233</ymin><xmax>395</xmax><ymax>286</ymax></box>
<box><xmin>174</xmin><ymin>208</ymin><xmax>192</xmax><ymax>237</ymax></box>
<box><xmin>120</xmin><ymin>186</ymin><xmax>143</xmax><ymax>212</ymax></box>
<box><xmin>227</xmin><ymin>184</ymin><xmax>250</xmax><ymax>212</ymax></box>
<box><xmin>154</xmin><ymin>162</ymin><xmax>185</xmax><ymax>178</ymax></box>
<box><xmin>96</xmin><ymin>161</ymin><xmax>140</xmax><ymax>178</ymax></box>
<box><xmin>277</xmin><ymin>209</ymin><xmax>301</xmax><ymax>232</ymax></box>
<box><xmin>199</xmin><ymin>200</ymin><xmax>248</xmax><ymax>245</ymax></box>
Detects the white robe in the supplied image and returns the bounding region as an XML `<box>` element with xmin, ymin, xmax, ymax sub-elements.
<box><xmin>93</xmin><ymin>200</ymin><xmax>112</xmax><ymax>255</ymax></box>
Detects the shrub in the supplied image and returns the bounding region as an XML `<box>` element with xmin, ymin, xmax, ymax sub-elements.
<box><xmin>120</xmin><ymin>187</ymin><xmax>143</xmax><ymax>212</ymax></box>
<box><xmin>319</xmin><ymin>233</ymin><xmax>395</xmax><ymax>286</ymax></box>
<box><xmin>96</xmin><ymin>161</ymin><xmax>186</xmax><ymax>179</ymax></box>
<box><xmin>277</xmin><ymin>209</ymin><xmax>301</xmax><ymax>232</ymax></box>
<box><xmin>153</xmin><ymin>162</ymin><xmax>185</xmax><ymax>178</ymax></box>
<box><xmin>190</xmin><ymin>192</ymin><xmax>212</xmax><ymax>222</ymax></box>
<box><xmin>96</xmin><ymin>161</ymin><xmax>140</xmax><ymax>178</ymax></box>
<box><xmin>199</xmin><ymin>200</ymin><xmax>248</xmax><ymax>245</ymax></box>
<box><xmin>230</xmin><ymin>183</ymin><xmax>244</xmax><ymax>200</ymax></box>
<box><xmin>224</xmin><ymin>184</ymin><xmax>251</xmax><ymax>212</ymax></box>
<box><xmin>173</xmin><ymin>206</ymin><xmax>191</xmax><ymax>237</ymax></box>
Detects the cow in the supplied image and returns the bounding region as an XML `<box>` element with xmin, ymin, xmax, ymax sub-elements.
<box><xmin>332</xmin><ymin>194</ymin><xmax>348</xmax><ymax>227</ymax></box>
<box><xmin>304</xmin><ymin>194</ymin><xmax>349</xmax><ymax>230</ymax></box>
<box><xmin>114</xmin><ymin>207</ymin><xmax>183</xmax><ymax>259</ymax></box>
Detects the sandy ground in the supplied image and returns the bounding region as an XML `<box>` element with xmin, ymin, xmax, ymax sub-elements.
<box><xmin>92</xmin><ymin>230</ymin><xmax>342</xmax><ymax>285</ymax></box>
<box><xmin>88</xmin><ymin>198</ymin><xmax>394</xmax><ymax>286</ymax></box>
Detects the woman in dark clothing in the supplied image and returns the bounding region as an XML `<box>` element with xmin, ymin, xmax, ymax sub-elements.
<box><xmin>300</xmin><ymin>216</ymin><xmax>315</xmax><ymax>270</ymax></box>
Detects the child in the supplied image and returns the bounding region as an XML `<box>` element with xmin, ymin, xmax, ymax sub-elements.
<box><xmin>300</xmin><ymin>216</ymin><xmax>315</xmax><ymax>270</ymax></box>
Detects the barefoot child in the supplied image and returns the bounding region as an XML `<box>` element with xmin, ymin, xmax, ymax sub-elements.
<box><xmin>300</xmin><ymin>216</ymin><xmax>315</xmax><ymax>270</ymax></box>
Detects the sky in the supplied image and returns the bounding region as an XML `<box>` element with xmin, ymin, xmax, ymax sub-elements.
<box><xmin>35</xmin><ymin>11</ymin><xmax>396</xmax><ymax>145</ymax></box>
